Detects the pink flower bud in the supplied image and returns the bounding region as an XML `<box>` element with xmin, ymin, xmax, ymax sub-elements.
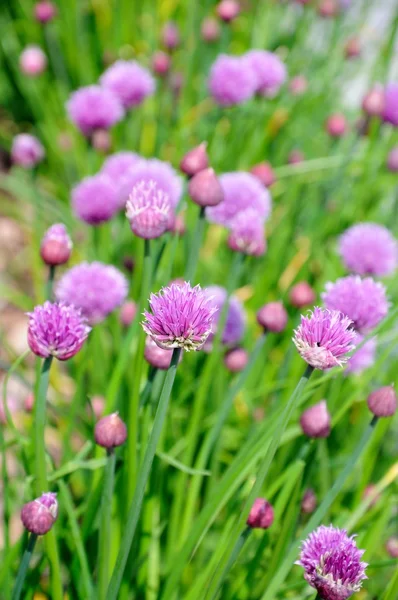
<box><xmin>40</xmin><ymin>224</ymin><xmax>72</xmax><ymax>266</ymax></box>
<box><xmin>34</xmin><ymin>1</ymin><xmax>57</xmax><ymax>23</ymax></box>
<box><xmin>21</xmin><ymin>492</ymin><xmax>58</xmax><ymax>535</ymax></box>
<box><xmin>257</xmin><ymin>302</ymin><xmax>288</xmax><ymax>333</ymax></box>
<box><xmin>91</xmin><ymin>129</ymin><xmax>112</xmax><ymax>154</ymax></box>
<box><xmin>246</xmin><ymin>498</ymin><xmax>274</xmax><ymax>529</ymax></box>
<box><xmin>300</xmin><ymin>400</ymin><xmax>331</xmax><ymax>438</ymax></box>
<box><xmin>19</xmin><ymin>46</ymin><xmax>47</xmax><ymax>77</ymax></box>
<box><xmin>344</xmin><ymin>37</ymin><xmax>361</xmax><ymax>59</ymax></box>
<box><xmin>289</xmin><ymin>281</ymin><xmax>316</xmax><ymax>308</ymax></box>
<box><xmin>289</xmin><ymin>75</ymin><xmax>308</xmax><ymax>96</ymax></box>
<box><xmin>387</xmin><ymin>147</ymin><xmax>398</xmax><ymax>173</ymax></box>
<box><xmin>119</xmin><ymin>301</ymin><xmax>137</xmax><ymax>327</ymax></box>
<box><xmin>288</xmin><ymin>150</ymin><xmax>305</xmax><ymax>165</ymax></box>
<box><xmin>224</xmin><ymin>347</ymin><xmax>249</xmax><ymax>372</ymax></box>
<box><xmin>180</xmin><ymin>143</ymin><xmax>209</xmax><ymax>177</ymax></box>
<box><xmin>250</xmin><ymin>162</ymin><xmax>276</xmax><ymax>187</ymax></box>
<box><xmin>201</xmin><ymin>17</ymin><xmax>220</xmax><ymax>43</ymax></box>
<box><xmin>161</xmin><ymin>22</ymin><xmax>180</xmax><ymax>50</ymax></box>
<box><xmin>144</xmin><ymin>337</ymin><xmax>182</xmax><ymax>370</ymax></box>
<box><xmin>301</xmin><ymin>489</ymin><xmax>317</xmax><ymax>514</ymax></box>
<box><xmin>362</xmin><ymin>87</ymin><xmax>385</xmax><ymax>117</ymax></box>
<box><xmin>94</xmin><ymin>413</ymin><xmax>127</xmax><ymax>449</ymax></box>
<box><xmin>386</xmin><ymin>537</ymin><xmax>398</xmax><ymax>558</ymax></box>
<box><xmin>367</xmin><ymin>385</ymin><xmax>397</xmax><ymax>417</ymax></box>
<box><xmin>25</xmin><ymin>393</ymin><xmax>35</xmax><ymax>413</ymax></box>
<box><xmin>216</xmin><ymin>0</ymin><xmax>240</xmax><ymax>22</ymax></box>
<box><xmin>326</xmin><ymin>114</ymin><xmax>347</xmax><ymax>138</ymax></box>
<box><xmin>152</xmin><ymin>51</ymin><xmax>171</xmax><ymax>77</ymax></box>
<box><xmin>188</xmin><ymin>168</ymin><xmax>224</xmax><ymax>207</ymax></box>
<box><xmin>318</xmin><ymin>0</ymin><xmax>339</xmax><ymax>17</ymax></box>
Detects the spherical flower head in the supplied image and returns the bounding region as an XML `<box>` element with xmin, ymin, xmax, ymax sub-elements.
<box><xmin>201</xmin><ymin>17</ymin><xmax>220</xmax><ymax>43</ymax></box>
<box><xmin>293</xmin><ymin>307</ymin><xmax>357</xmax><ymax>370</ymax></box>
<box><xmin>228</xmin><ymin>209</ymin><xmax>266</xmax><ymax>256</ymax></box>
<box><xmin>95</xmin><ymin>413</ymin><xmax>127</xmax><ymax>448</ymax></box>
<box><xmin>208</xmin><ymin>54</ymin><xmax>256</xmax><ymax>107</ymax></box>
<box><xmin>101</xmin><ymin>151</ymin><xmax>142</xmax><ymax>208</ymax></box>
<box><xmin>387</xmin><ymin>146</ymin><xmax>398</xmax><ymax>172</ymax></box>
<box><xmin>326</xmin><ymin>114</ymin><xmax>347</xmax><ymax>138</ymax></box>
<box><xmin>204</xmin><ymin>285</ymin><xmax>246</xmax><ymax>347</ymax></box>
<box><xmin>297</xmin><ymin>525</ymin><xmax>367</xmax><ymax>600</ymax></box>
<box><xmin>72</xmin><ymin>173</ymin><xmax>120</xmax><ymax>225</ymax></box>
<box><xmin>180</xmin><ymin>143</ymin><xmax>209</xmax><ymax>177</ymax></box>
<box><xmin>11</xmin><ymin>134</ymin><xmax>45</xmax><ymax>168</ymax></box>
<box><xmin>34</xmin><ymin>1</ymin><xmax>57</xmax><ymax>23</ymax></box>
<box><xmin>142</xmin><ymin>282</ymin><xmax>217</xmax><ymax>352</ymax></box>
<box><xmin>300</xmin><ymin>400</ymin><xmax>331</xmax><ymax>438</ymax></box>
<box><xmin>345</xmin><ymin>335</ymin><xmax>376</xmax><ymax>375</ymax></box>
<box><xmin>339</xmin><ymin>222</ymin><xmax>398</xmax><ymax>277</ymax></box>
<box><xmin>244</xmin><ymin>50</ymin><xmax>287</xmax><ymax>97</ymax></box>
<box><xmin>144</xmin><ymin>336</ymin><xmax>183</xmax><ymax>370</ymax></box>
<box><xmin>362</xmin><ymin>86</ymin><xmax>385</xmax><ymax>117</ymax></box>
<box><xmin>152</xmin><ymin>51</ymin><xmax>171</xmax><ymax>76</ymax></box>
<box><xmin>66</xmin><ymin>85</ymin><xmax>124</xmax><ymax>137</ymax></box>
<box><xmin>257</xmin><ymin>301</ymin><xmax>288</xmax><ymax>333</ymax></box>
<box><xmin>100</xmin><ymin>60</ymin><xmax>156</xmax><ymax>109</ymax></box>
<box><xmin>250</xmin><ymin>161</ymin><xmax>276</xmax><ymax>187</ymax></box>
<box><xmin>206</xmin><ymin>172</ymin><xmax>271</xmax><ymax>228</ymax></box>
<box><xmin>367</xmin><ymin>385</ymin><xmax>397</xmax><ymax>418</ymax></box>
<box><xmin>322</xmin><ymin>276</ymin><xmax>389</xmax><ymax>334</ymax></box>
<box><xmin>246</xmin><ymin>498</ymin><xmax>274</xmax><ymax>529</ymax></box>
<box><xmin>40</xmin><ymin>223</ymin><xmax>72</xmax><ymax>266</ymax></box>
<box><xmin>224</xmin><ymin>347</ymin><xmax>248</xmax><ymax>372</ymax></box>
<box><xmin>19</xmin><ymin>45</ymin><xmax>47</xmax><ymax>76</ymax></box>
<box><xmin>290</xmin><ymin>281</ymin><xmax>316</xmax><ymax>308</ymax></box>
<box><xmin>119</xmin><ymin>301</ymin><xmax>137</xmax><ymax>327</ymax></box>
<box><xmin>56</xmin><ymin>262</ymin><xmax>128</xmax><ymax>324</ymax></box>
<box><xmin>318</xmin><ymin>0</ymin><xmax>339</xmax><ymax>18</ymax></box>
<box><xmin>161</xmin><ymin>21</ymin><xmax>180</xmax><ymax>49</ymax></box>
<box><xmin>126</xmin><ymin>180</ymin><xmax>171</xmax><ymax>239</ymax></box>
<box><xmin>27</xmin><ymin>302</ymin><xmax>90</xmax><ymax>360</ymax></box>
<box><xmin>91</xmin><ymin>129</ymin><xmax>112</xmax><ymax>153</ymax></box>
<box><xmin>216</xmin><ymin>0</ymin><xmax>241</xmax><ymax>22</ymax></box>
<box><xmin>301</xmin><ymin>489</ymin><xmax>317</xmax><ymax>514</ymax></box>
<box><xmin>188</xmin><ymin>168</ymin><xmax>224</xmax><ymax>208</ymax></box>
<box><xmin>382</xmin><ymin>83</ymin><xmax>398</xmax><ymax>127</ymax></box>
<box><xmin>21</xmin><ymin>492</ymin><xmax>58</xmax><ymax>535</ymax></box>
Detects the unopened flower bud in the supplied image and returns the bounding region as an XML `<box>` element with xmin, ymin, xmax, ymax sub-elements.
<box><xmin>387</xmin><ymin>147</ymin><xmax>398</xmax><ymax>173</ymax></box>
<box><xmin>201</xmin><ymin>17</ymin><xmax>220</xmax><ymax>43</ymax></box>
<box><xmin>21</xmin><ymin>492</ymin><xmax>58</xmax><ymax>535</ymax></box>
<box><xmin>257</xmin><ymin>302</ymin><xmax>288</xmax><ymax>333</ymax></box>
<box><xmin>386</xmin><ymin>537</ymin><xmax>398</xmax><ymax>558</ymax></box>
<box><xmin>318</xmin><ymin>0</ymin><xmax>338</xmax><ymax>17</ymax></box>
<box><xmin>345</xmin><ymin>37</ymin><xmax>361</xmax><ymax>59</ymax></box>
<box><xmin>180</xmin><ymin>143</ymin><xmax>209</xmax><ymax>177</ymax></box>
<box><xmin>19</xmin><ymin>45</ymin><xmax>47</xmax><ymax>76</ymax></box>
<box><xmin>326</xmin><ymin>114</ymin><xmax>347</xmax><ymax>138</ymax></box>
<box><xmin>94</xmin><ymin>413</ymin><xmax>127</xmax><ymax>448</ymax></box>
<box><xmin>40</xmin><ymin>224</ymin><xmax>72</xmax><ymax>266</ymax></box>
<box><xmin>119</xmin><ymin>301</ymin><xmax>137</xmax><ymax>327</ymax></box>
<box><xmin>367</xmin><ymin>385</ymin><xmax>397</xmax><ymax>417</ymax></box>
<box><xmin>289</xmin><ymin>281</ymin><xmax>316</xmax><ymax>308</ymax></box>
<box><xmin>246</xmin><ymin>498</ymin><xmax>274</xmax><ymax>529</ymax></box>
<box><xmin>34</xmin><ymin>1</ymin><xmax>56</xmax><ymax>23</ymax></box>
<box><xmin>25</xmin><ymin>393</ymin><xmax>34</xmax><ymax>412</ymax></box>
<box><xmin>152</xmin><ymin>51</ymin><xmax>171</xmax><ymax>77</ymax></box>
<box><xmin>161</xmin><ymin>22</ymin><xmax>180</xmax><ymax>50</ymax></box>
<box><xmin>91</xmin><ymin>129</ymin><xmax>111</xmax><ymax>154</ymax></box>
<box><xmin>301</xmin><ymin>489</ymin><xmax>317</xmax><ymax>514</ymax></box>
<box><xmin>362</xmin><ymin>87</ymin><xmax>385</xmax><ymax>117</ymax></box>
<box><xmin>144</xmin><ymin>336</ymin><xmax>181</xmax><ymax>370</ymax></box>
<box><xmin>224</xmin><ymin>347</ymin><xmax>249</xmax><ymax>372</ymax></box>
<box><xmin>188</xmin><ymin>168</ymin><xmax>224</xmax><ymax>207</ymax></box>
<box><xmin>250</xmin><ymin>162</ymin><xmax>276</xmax><ymax>187</ymax></box>
<box><xmin>216</xmin><ymin>0</ymin><xmax>240</xmax><ymax>22</ymax></box>
<box><xmin>300</xmin><ymin>400</ymin><xmax>331</xmax><ymax>438</ymax></box>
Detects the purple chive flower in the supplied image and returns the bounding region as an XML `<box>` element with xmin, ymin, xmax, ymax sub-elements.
<box><xmin>382</xmin><ymin>83</ymin><xmax>398</xmax><ymax>127</ymax></box>
<box><xmin>346</xmin><ymin>335</ymin><xmax>376</xmax><ymax>375</ymax></box>
<box><xmin>204</xmin><ymin>285</ymin><xmax>246</xmax><ymax>347</ymax></box>
<box><xmin>19</xmin><ymin>45</ymin><xmax>47</xmax><ymax>76</ymax></box>
<box><xmin>224</xmin><ymin>347</ymin><xmax>249</xmax><ymax>372</ymax></box>
<box><xmin>244</xmin><ymin>50</ymin><xmax>287</xmax><ymax>97</ymax></box>
<box><xmin>125</xmin><ymin>180</ymin><xmax>171</xmax><ymax>239</ymax></box>
<box><xmin>208</xmin><ymin>54</ymin><xmax>256</xmax><ymax>107</ymax></box>
<box><xmin>27</xmin><ymin>302</ymin><xmax>90</xmax><ymax>360</ymax></box>
<box><xmin>100</xmin><ymin>60</ymin><xmax>155</xmax><ymax>109</ymax></box>
<box><xmin>246</xmin><ymin>498</ymin><xmax>274</xmax><ymax>529</ymax></box>
<box><xmin>142</xmin><ymin>282</ymin><xmax>216</xmax><ymax>352</ymax></box>
<box><xmin>34</xmin><ymin>1</ymin><xmax>57</xmax><ymax>23</ymax></box>
<box><xmin>257</xmin><ymin>301</ymin><xmax>288</xmax><ymax>333</ymax></box>
<box><xmin>100</xmin><ymin>151</ymin><xmax>142</xmax><ymax>208</ymax></box>
<box><xmin>11</xmin><ymin>134</ymin><xmax>45</xmax><ymax>168</ymax></box>
<box><xmin>72</xmin><ymin>173</ymin><xmax>120</xmax><ymax>225</ymax></box>
<box><xmin>322</xmin><ymin>276</ymin><xmax>389</xmax><ymax>334</ymax></box>
<box><xmin>40</xmin><ymin>223</ymin><xmax>72</xmax><ymax>266</ymax></box>
<box><xmin>56</xmin><ymin>262</ymin><xmax>128</xmax><ymax>324</ymax></box>
<box><xmin>293</xmin><ymin>307</ymin><xmax>357</xmax><ymax>370</ymax></box>
<box><xmin>339</xmin><ymin>223</ymin><xmax>398</xmax><ymax>277</ymax></box>
<box><xmin>161</xmin><ymin>21</ymin><xmax>180</xmax><ymax>50</ymax></box>
<box><xmin>228</xmin><ymin>209</ymin><xmax>266</xmax><ymax>256</ymax></box>
<box><xmin>367</xmin><ymin>385</ymin><xmax>397</xmax><ymax>418</ymax></box>
<box><xmin>206</xmin><ymin>172</ymin><xmax>271</xmax><ymax>228</ymax></box>
<box><xmin>300</xmin><ymin>400</ymin><xmax>331</xmax><ymax>438</ymax></box>
<box><xmin>66</xmin><ymin>85</ymin><xmax>124</xmax><ymax>137</ymax></box>
<box><xmin>188</xmin><ymin>168</ymin><xmax>224</xmax><ymax>208</ymax></box>
<box><xmin>21</xmin><ymin>492</ymin><xmax>58</xmax><ymax>535</ymax></box>
<box><xmin>297</xmin><ymin>525</ymin><xmax>367</xmax><ymax>600</ymax></box>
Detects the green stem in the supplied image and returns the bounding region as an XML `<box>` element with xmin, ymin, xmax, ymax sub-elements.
<box><xmin>98</xmin><ymin>450</ymin><xmax>117</xmax><ymax>600</ymax></box>
<box><xmin>107</xmin><ymin>348</ymin><xmax>182</xmax><ymax>600</ymax></box>
<box><xmin>185</xmin><ymin>206</ymin><xmax>206</xmax><ymax>283</ymax></box>
<box><xmin>46</xmin><ymin>265</ymin><xmax>55</xmax><ymax>301</ymax></box>
<box><xmin>208</xmin><ymin>528</ymin><xmax>251</xmax><ymax>600</ymax></box>
<box><xmin>260</xmin><ymin>416</ymin><xmax>379</xmax><ymax>600</ymax></box>
<box><xmin>11</xmin><ymin>533</ymin><xmax>37</xmax><ymax>600</ymax></box>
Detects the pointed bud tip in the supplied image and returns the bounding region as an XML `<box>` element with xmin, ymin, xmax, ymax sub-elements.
<box><xmin>95</xmin><ymin>413</ymin><xmax>127</xmax><ymax>448</ymax></box>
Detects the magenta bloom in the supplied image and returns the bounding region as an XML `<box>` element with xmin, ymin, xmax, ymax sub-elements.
<box><xmin>346</xmin><ymin>335</ymin><xmax>376</xmax><ymax>374</ymax></box>
<box><xmin>322</xmin><ymin>276</ymin><xmax>389</xmax><ymax>334</ymax></box>
<box><xmin>27</xmin><ymin>302</ymin><xmax>90</xmax><ymax>360</ymax></box>
<box><xmin>246</xmin><ymin>498</ymin><xmax>274</xmax><ymax>529</ymax></box>
<box><xmin>100</xmin><ymin>151</ymin><xmax>142</xmax><ymax>207</ymax></box>
<box><xmin>382</xmin><ymin>83</ymin><xmax>398</xmax><ymax>127</ymax></box>
<box><xmin>100</xmin><ymin>60</ymin><xmax>155</xmax><ymax>109</ymax></box>
<box><xmin>19</xmin><ymin>45</ymin><xmax>47</xmax><ymax>76</ymax></box>
<box><xmin>339</xmin><ymin>223</ymin><xmax>398</xmax><ymax>277</ymax></box>
<box><xmin>11</xmin><ymin>134</ymin><xmax>45</xmax><ymax>168</ymax></box>
<box><xmin>21</xmin><ymin>492</ymin><xmax>58</xmax><ymax>535</ymax></box>
<box><xmin>208</xmin><ymin>54</ymin><xmax>256</xmax><ymax>106</ymax></box>
<box><xmin>66</xmin><ymin>85</ymin><xmax>124</xmax><ymax>136</ymax></box>
<box><xmin>297</xmin><ymin>525</ymin><xmax>367</xmax><ymax>600</ymax></box>
<box><xmin>126</xmin><ymin>180</ymin><xmax>171</xmax><ymax>239</ymax></box>
<box><xmin>204</xmin><ymin>285</ymin><xmax>246</xmax><ymax>347</ymax></box>
<box><xmin>244</xmin><ymin>50</ymin><xmax>287</xmax><ymax>97</ymax></box>
<box><xmin>72</xmin><ymin>174</ymin><xmax>120</xmax><ymax>225</ymax></box>
<box><xmin>293</xmin><ymin>307</ymin><xmax>357</xmax><ymax>370</ymax></box>
<box><xmin>228</xmin><ymin>209</ymin><xmax>266</xmax><ymax>256</ymax></box>
<box><xmin>56</xmin><ymin>262</ymin><xmax>128</xmax><ymax>324</ymax></box>
<box><xmin>143</xmin><ymin>282</ymin><xmax>216</xmax><ymax>352</ymax></box>
<box><xmin>34</xmin><ymin>1</ymin><xmax>57</xmax><ymax>23</ymax></box>
<box><xmin>206</xmin><ymin>172</ymin><xmax>271</xmax><ymax>228</ymax></box>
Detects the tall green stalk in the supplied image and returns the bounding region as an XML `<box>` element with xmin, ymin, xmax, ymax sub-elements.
<box><xmin>98</xmin><ymin>450</ymin><xmax>116</xmax><ymax>600</ymax></box>
<box><xmin>185</xmin><ymin>206</ymin><xmax>206</xmax><ymax>283</ymax></box>
<box><xmin>11</xmin><ymin>533</ymin><xmax>37</xmax><ymax>600</ymax></box>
